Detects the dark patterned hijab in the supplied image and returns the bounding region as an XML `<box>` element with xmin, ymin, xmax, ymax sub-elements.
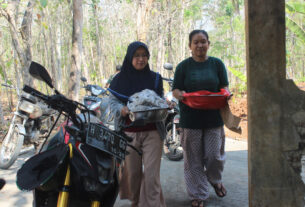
<box><xmin>109</xmin><ymin>41</ymin><xmax>162</xmax><ymax>103</ymax></box>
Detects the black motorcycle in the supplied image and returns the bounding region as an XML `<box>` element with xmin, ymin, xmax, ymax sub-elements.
<box><xmin>162</xmin><ymin>63</ymin><xmax>183</xmax><ymax>161</ymax></box>
<box><xmin>16</xmin><ymin>62</ymin><xmax>138</xmax><ymax>207</ymax></box>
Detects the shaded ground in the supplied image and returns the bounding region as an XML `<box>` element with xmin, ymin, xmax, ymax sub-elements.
<box><xmin>0</xmin><ymin>138</ymin><xmax>248</xmax><ymax>207</ymax></box>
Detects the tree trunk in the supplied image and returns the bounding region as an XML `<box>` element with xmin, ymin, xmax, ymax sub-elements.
<box><xmin>231</xmin><ymin>0</ymin><xmax>240</xmax><ymax>15</ymax></box>
<box><xmin>41</xmin><ymin>11</ymin><xmax>51</xmax><ymax>78</ymax></box>
<box><xmin>156</xmin><ymin>28</ymin><xmax>164</xmax><ymax>74</ymax></box>
<box><xmin>81</xmin><ymin>48</ymin><xmax>90</xmax><ymax>81</ymax></box>
<box><xmin>0</xmin><ymin>101</ymin><xmax>5</xmax><ymax>125</ymax></box>
<box><xmin>20</xmin><ymin>0</ymin><xmax>34</xmax><ymax>85</ymax></box>
<box><xmin>88</xmin><ymin>36</ymin><xmax>97</xmax><ymax>80</ymax></box>
<box><xmin>43</xmin><ymin>7</ymin><xmax>58</xmax><ymax>88</ymax></box>
<box><xmin>0</xmin><ymin>0</ymin><xmax>34</xmax><ymax>86</ymax></box>
<box><xmin>55</xmin><ymin>26</ymin><xmax>62</xmax><ymax>91</ymax></box>
<box><xmin>166</xmin><ymin>19</ymin><xmax>173</xmax><ymax>64</ymax></box>
<box><xmin>0</xmin><ymin>56</ymin><xmax>8</xmax><ymax>124</ymax></box>
<box><xmin>136</xmin><ymin>0</ymin><xmax>154</xmax><ymax>42</ymax></box>
<box><xmin>68</xmin><ymin>0</ymin><xmax>83</xmax><ymax>101</ymax></box>
<box><xmin>93</xmin><ymin>3</ymin><xmax>102</xmax><ymax>79</ymax></box>
<box><xmin>180</xmin><ymin>0</ymin><xmax>186</xmax><ymax>61</ymax></box>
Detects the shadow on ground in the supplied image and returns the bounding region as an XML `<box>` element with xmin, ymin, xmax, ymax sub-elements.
<box><xmin>115</xmin><ymin>143</ymin><xmax>248</xmax><ymax>207</ymax></box>
<box><xmin>0</xmin><ymin>139</ymin><xmax>248</xmax><ymax>207</ymax></box>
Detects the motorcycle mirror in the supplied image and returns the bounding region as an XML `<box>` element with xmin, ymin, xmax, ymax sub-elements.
<box><xmin>163</xmin><ymin>63</ymin><xmax>173</xmax><ymax>71</ymax></box>
<box><xmin>29</xmin><ymin>62</ymin><xmax>54</xmax><ymax>88</ymax></box>
<box><xmin>81</xmin><ymin>77</ymin><xmax>87</xmax><ymax>82</ymax></box>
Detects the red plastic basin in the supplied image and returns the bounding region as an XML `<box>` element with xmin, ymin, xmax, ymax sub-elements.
<box><xmin>182</xmin><ymin>89</ymin><xmax>230</xmax><ymax>109</ymax></box>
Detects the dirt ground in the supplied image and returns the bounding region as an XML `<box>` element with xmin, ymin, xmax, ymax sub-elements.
<box><xmin>224</xmin><ymin>97</ymin><xmax>248</xmax><ymax>140</ymax></box>
<box><xmin>225</xmin><ymin>82</ymin><xmax>305</xmax><ymax>140</ymax></box>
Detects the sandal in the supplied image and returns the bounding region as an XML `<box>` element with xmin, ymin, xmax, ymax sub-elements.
<box><xmin>191</xmin><ymin>199</ymin><xmax>205</xmax><ymax>207</ymax></box>
<box><xmin>211</xmin><ymin>183</ymin><xmax>227</xmax><ymax>197</ymax></box>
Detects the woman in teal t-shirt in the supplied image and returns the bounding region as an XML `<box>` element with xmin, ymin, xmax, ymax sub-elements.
<box><xmin>172</xmin><ymin>30</ymin><xmax>229</xmax><ymax>207</ymax></box>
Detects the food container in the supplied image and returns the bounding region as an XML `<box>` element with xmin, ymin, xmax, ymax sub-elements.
<box><xmin>129</xmin><ymin>108</ymin><xmax>168</xmax><ymax>123</ymax></box>
<box><xmin>182</xmin><ymin>89</ymin><xmax>230</xmax><ymax>109</ymax></box>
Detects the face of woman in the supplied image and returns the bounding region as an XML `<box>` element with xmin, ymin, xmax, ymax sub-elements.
<box><xmin>189</xmin><ymin>32</ymin><xmax>210</xmax><ymax>60</ymax></box>
<box><xmin>132</xmin><ymin>47</ymin><xmax>149</xmax><ymax>70</ymax></box>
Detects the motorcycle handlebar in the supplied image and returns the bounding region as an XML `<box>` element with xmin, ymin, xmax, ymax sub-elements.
<box><xmin>23</xmin><ymin>85</ymin><xmax>49</xmax><ymax>101</ymax></box>
<box><xmin>23</xmin><ymin>85</ymin><xmax>79</xmax><ymax>116</ymax></box>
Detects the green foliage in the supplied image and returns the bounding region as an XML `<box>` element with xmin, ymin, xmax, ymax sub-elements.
<box><xmin>232</xmin><ymin>16</ymin><xmax>243</xmax><ymax>30</ymax></box>
<box><xmin>225</xmin><ymin>1</ymin><xmax>233</xmax><ymax>16</ymax></box>
<box><xmin>41</xmin><ymin>22</ymin><xmax>48</xmax><ymax>30</ymax></box>
<box><xmin>227</xmin><ymin>66</ymin><xmax>247</xmax><ymax>96</ymax></box>
<box><xmin>1</xmin><ymin>2</ymin><xmax>8</xmax><ymax>9</ymax></box>
<box><xmin>227</xmin><ymin>66</ymin><xmax>246</xmax><ymax>83</ymax></box>
<box><xmin>285</xmin><ymin>1</ymin><xmax>305</xmax><ymax>81</ymax></box>
<box><xmin>40</xmin><ymin>0</ymin><xmax>48</xmax><ymax>8</ymax></box>
<box><xmin>234</xmin><ymin>82</ymin><xmax>247</xmax><ymax>97</ymax></box>
<box><xmin>0</xmin><ymin>66</ymin><xmax>4</xmax><ymax>80</ymax></box>
<box><xmin>286</xmin><ymin>2</ymin><xmax>305</xmax><ymax>44</ymax></box>
<box><xmin>184</xmin><ymin>0</ymin><xmax>203</xmax><ymax>21</ymax></box>
<box><xmin>297</xmin><ymin>76</ymin><xmax>305</xmax><ymax>82</ymax></box>
<box><xmin>6</xmin><ymin>58</ymin><xmax>13</xmax><ymax>68</ymax></box>
<box><xmin>90</xmin><ymin>69</ymin><xmax>98</xmax><ymax>81</ymax></box>
<box><xmin>286</xmin><ymin>2</ymin><xmax>305</xmax><ymax>14</ymax></box>
<box><xmin>286</xmin><ymin>17</ymin><xmax>305</xmax><ymax>44</ymax></box>
<box><xmin>1</xmin><ymin>0</ymin><xmax>302</xmax><ymax>98</ymax></box>
<box><xmin>0</xmin><ymin>66</ymin><xmax>12</xmax><ymax>85</ymax></box>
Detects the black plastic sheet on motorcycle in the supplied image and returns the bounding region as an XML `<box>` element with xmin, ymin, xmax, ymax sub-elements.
<box><xmin>16</xmin><ymin>143</ymin><xmax>69</xmax><ymax>191</ymax></box>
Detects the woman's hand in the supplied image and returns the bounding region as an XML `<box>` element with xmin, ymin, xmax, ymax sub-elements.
<box><xmin>121</xmin><ymin>106</ymin><xmax>130</xmax><ymax>117</ymax></box>
<box><xmin>173</xmin><ymin>89</ymin><xmax>185</xmax><ymax>101</ymax></box>
<box><xmin>222</xmin><ymin>87</ymin><xmax>233</xmax><ymax>101</ymax></box>
<box><xmin>167</xmin><ymin>100</ymin><xmax>176</xmax><ymax>109</ymax></box>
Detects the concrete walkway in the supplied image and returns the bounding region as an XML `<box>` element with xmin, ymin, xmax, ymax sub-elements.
<box><xmin>0</xmin><ymin>138</ymin><xmax>248</xmax><ymax>207</ymax></box>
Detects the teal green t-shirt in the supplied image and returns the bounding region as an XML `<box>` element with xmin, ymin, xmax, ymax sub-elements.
<box><xmin>172</xmin><ymin>57</ymin><xmax>229</xmax><ymax>129</ymax></box>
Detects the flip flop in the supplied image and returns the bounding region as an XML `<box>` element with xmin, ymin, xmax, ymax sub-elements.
<box><xmin>211</xmin><ymin>183</ymin><xmax>227</xmax><ymax>197</ymax></box>
<box><xmin>191</xmin><ymin>199</ymin><xmax>205</xmax><ymax>207</ymax></box>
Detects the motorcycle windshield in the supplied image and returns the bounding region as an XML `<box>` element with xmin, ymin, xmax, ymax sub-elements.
<box><xmin>91</xmin><ymin>85</ymin><xmax>106</xmax><ymax>96</ymax></box>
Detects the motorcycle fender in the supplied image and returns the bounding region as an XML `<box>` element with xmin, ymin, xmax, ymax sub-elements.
<box><xmin>15</xmin><ymin>124</ymin><xmax>26</xmax><ymax>136</ymax></box>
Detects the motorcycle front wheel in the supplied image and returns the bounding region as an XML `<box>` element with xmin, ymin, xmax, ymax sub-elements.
<box><xmin>0</xmin><ymin>126</ymin><xmax>24</xmax><ymax>169</ymax></box>
<box><xmin>163</xmin><ymin>123</ymin><xmax>183</xmax><ymax>161</ymax></box>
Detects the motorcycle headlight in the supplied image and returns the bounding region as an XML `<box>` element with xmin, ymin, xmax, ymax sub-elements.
<box><xmin>89</xmin><ymin>101</ymin><xmax>101</xmax><ymax>111</ymax></box>
<box><xmin>19</xmin><ymin>100</ymin><xmax>42</xmax><ymax>119</ymax></box>
<box><xmin>92</xmin><ymin>87</ymin><xmax>104</xmax><ymax>96</ymax></box>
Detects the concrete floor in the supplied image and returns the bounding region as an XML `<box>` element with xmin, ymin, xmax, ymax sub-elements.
<box><xmin>0</xmin><ymin>138</ymin><xmax>248</xmax><ymax>207</ymax></box>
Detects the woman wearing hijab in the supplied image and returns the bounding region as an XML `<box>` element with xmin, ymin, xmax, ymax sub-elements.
<box><xmin>108</xmin><ymin>41</ymin><xmax>167</xmax><ymax>207</ymax></box>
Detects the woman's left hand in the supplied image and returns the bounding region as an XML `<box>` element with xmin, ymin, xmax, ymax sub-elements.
<box><xmin>223</xmin><ymin>87</ymin><xmax>232</xmax><ymax>101</ymax></box>
<box><xmin>121</xmin><ymin>106</ymin><xmax>130</xmax><ymax>117</ymax></box>
<box><xmin>167</xmin><ymin>100</ymin><xmax>176</xmax><ymax>109</ymax></box>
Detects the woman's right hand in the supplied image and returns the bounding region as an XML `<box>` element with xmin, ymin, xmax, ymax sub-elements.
<box><xmin>173</xmin><ymin>89</ymin><xmax>185</xmax><ymax>101</ymax></box>
<box><xmin>121</xmin><ymin>106</ymin><xmax>130</xmax><ymax>117</ymax></box>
